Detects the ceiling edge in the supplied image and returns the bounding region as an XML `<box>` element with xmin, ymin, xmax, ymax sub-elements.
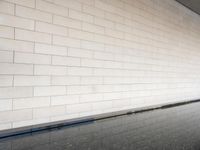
<box><xmin>175</xmin><ymin>0</ymin><xmax>200</xmax><ymax>16</ymax></box>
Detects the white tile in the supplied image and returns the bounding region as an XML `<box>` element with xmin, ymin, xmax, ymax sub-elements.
<box><xmin>36</xmin><ymin>0</ymin><xmax>68</xmax><ymax>16</ymax></box>
<box><xmin>0</xmin><ymin>75</ymin><xmax>13</xmax><ymax>87</ymax></box>
<box><xmin>0</xmin><ymin>109</ymin><xmax>33</xmax><ymax>124</ymax></box>
<box><xmin>53</xmin><ymin>15</ymin><xmax>82</xmax><ymax>29</ymax></box>
<box><xmin>51</xmin><ymin>95</ymin><xmax>79</xmax><ymax>105</ymax></box>
<box><xmin>94</xmin><ymin>0</ymin><xmax>115</xmax><ymax>13</ymax></box>
<box><xmin>0</xmin><ymin>123</ymin><xmax>11</xmax><ymax>131</ymax></box>
<box><xmin>81</xmin><ymin>58</ymin><xmax>103</xmax><ymax>68</ymax></box>
<box><xmin>34</xmin><ymin>65</ymin><xmax>67</xmax><ymax>75</ymax></box>
<box><xmin>15</xmin><ymin>52</ymin><xmax>51</xmax><ymax>65</ymax></box>
<box><xmin>94</xmin><ymin>17</ymin><xmax>115</xmax><ymax>28</ymax></box>
<box><xmin>36</xmin><ymin>21</ymin><xmax>68</xmax><ymax>36</ymax></box>
<box><xmin>113</xmin><ymin>99</ymin><xmax>131</xmax><ymax>108</ymax></box>
<box><xmin>80</xmin><ymin>93</ymin><xmax>103</xmax><ymax>102</ymax></box>
<box><xmin>83</xmin><ymin>4</ymin><xmax>104</xmax><ymax>18</ymax></box>
<box><xmin>82</xmin><ymin>22</ymin><xmax>104</xmax><ymax>34</ymax></box>
<box><xmin>0</xmin><ymin>100</ymin><xmax>12</xmax><ymax>111</ymax></box>
<box><xmin>14</xmin><ymin>76</ymin><xmax>50</xmax><ymax>86</ymax></box>
<box><xmin>35</xmin><ymin>43</ymin><xmax>67</xmax><ymax>56</ymax></box>
<box><xmin>81</xmin><ymin>76</ymin><xmax>103</xmax><ymax>85</ymax></box>
<box><xmin>67</xmin><ymin>103</ymin><xmax>92</xmax><ymax>113</ymax></box>
<box><xmin>69</xmin><ymin>9</ymin><xmax>93</xmax><ymax>23</ymax></box>
<box><xmin>0</xmin><ymin>51</ymin><xmax>13</xmax><ymax>63</ymax></box>
<box><xmin>5</xmin><ymin>0</ymin><xmax>35</xmax><ymax>8</ymax></box>
<box><xmin>16</xmin><ymin>5</ymin><xmax>52</xmax><ymax>23</ymax></box>
<box><xmin>68</xmin><ymin>48</ymin><xmax>93</xmax><ymax>58</ymax></box>
<box><xmin>67</xmin><ymin>85</ymin><xmax>93</xmax><ymax>94</ymax></box>
<box><xmin>50</xmin><ymin>113</ymin><xmax>78</xmax><ymax>122</ymax></box>
<box><xmin>92</xmin><ymin>101</ymin><xmax>112</xmax><ymax>111</ymax></box>
<box><xmin>105</xmin><ymin>12</ymin><xmax>124</xmax><ymax>23</ymax></box>
<box><xmin>52</xmin><ymin>76</ymin><xmax>80</xmax><ymax>85</ymax></box>
<box><xmin>13</xmin><ymin>97</ymin><xmax>50</xmax><ymax>109</ymax></box>
<box><xmin>0</xmin><ymin>38</ymin><xmax>34</xmax><ymax>53</ymax></box>
<box><xmin>15</xmin><ymin>29</ymin><xmax>52</xmax><ymax>44</ymax></box>
<box><xmin>53</xmin><ymin>35</ymin><xmax>80</xmax><ymax>48</ymax></box>
<box><xmin>13</xmin><ymin>118</ymin><xmax>49</xmax><ymax>128</ymax></box>
<box><xmin>33</xmin><ymin>106</ymin><xmax>66</xmax><ymax>118</ymax></box>
<box><xmin>68</xmin><ymin>67</ymin><xmax>93</xmax><ymax>76</ymax></box>
<box><xmin>54</xmin><ymin>0</ymin><xmax>82</xmax><ymax>11</ymax></box>
<box><xmin>105</xmin><ymin>28</ymin><xmax>124</xmax><ymax>39</ymax></box>
<box><xmin>0</xmin><ymin>25</ymin><xmax>14</xmax><ymax>38</ymax></box>
<box><xmin>0</xmin><ymin>87</ymin><xmax>33</xmax><ymax>99</ymax></box>
<box><xmin>94</xmin><ymin>51</ymin><xmax>115</xmax><ymax>60</ymax></box>
<box><xmin>0</xmin><ymin>14</ymin><xmax>34</xmax><ymax>30</ymax></box>
<box><xmin>52</xmin><ymin>56</ymin><xmax>80</xmax><ymax>66</ymax></box>
<box><xmin>77</xmin><ymin>0</ymin><xmax>94</xmax><ymax>5</ymax></box>
<box><xmin>34</xmin><ymin>86</ymin><xmax>66</xmax><ymax>96</ymax></box>
<box><xmin>81</xmin><ymin>40</ymin><xmax>104</xmax><ymax>51</ymax></box>
<box><xmin>69</xmin><ymin>28</ymin><xmax>94</xmax><ymax>41</ymax></box>
<box><xmin>0</xmin><ymin>63</ymin><xmax>33</xmax><ymax>75</ymax></box>
<box><xmin>0</xmin><ymin>1</ymin><xmax>14</xmax><ymax>15</ymax></box>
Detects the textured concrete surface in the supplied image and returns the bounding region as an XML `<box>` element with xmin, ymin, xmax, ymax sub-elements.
<box><xmin>1</xmin><ymin>102</ymin><xmax>200</xmax><ymax>149</ymax></box>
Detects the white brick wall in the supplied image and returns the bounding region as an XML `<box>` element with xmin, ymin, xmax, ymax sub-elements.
<box><xmin>15</xmin><ymin>29</ymin><xmax>52</xmax><ymax>44</ymax></box>
<box><xmin>0</xmin><ymin>0</ymin><xmax>200</xmax><ymax>130</ymax></box>
<box><xmin>0</xmin><ymin>25</ymin><xmax>14</xmax><ymax>38</ymax></box>
<box><xmin>0</xmin><ymin>1</ymin><xmax>14</xmax><ymax>15</ymax></box>
<box><xmin>0</xmin><ymin>14</ymin><xmax>34</xmax><ymax>30</ymax></box>
<box><xmin>15</xmin><ymin>5</ymin><xmax>52</xmax><ymax>23</ymax></box>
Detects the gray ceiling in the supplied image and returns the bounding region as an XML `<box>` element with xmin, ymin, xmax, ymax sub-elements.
<box><xmin>176</xmin><ymin>0</ymin><xmax>200</xmax><ymax>15</ymax></box>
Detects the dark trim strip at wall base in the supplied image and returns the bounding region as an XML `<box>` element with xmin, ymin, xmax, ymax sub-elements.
<box><xmin>175</xmin><ymin>0</ymin><xmax>200</xmax><ymax>16</ymax></box>
<box><xmin>0</xmin><ymin>99</ymin><xmax>200</xmax><ymax>140</ymax></box>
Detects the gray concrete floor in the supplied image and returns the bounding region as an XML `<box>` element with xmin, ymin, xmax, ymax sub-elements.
<box><xmin>1</xmin><ymin>102</ymin><xmax>200</xmax><ymax>150</ymax></box>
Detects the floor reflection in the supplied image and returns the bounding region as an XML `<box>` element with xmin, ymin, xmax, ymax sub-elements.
<box><xmin>1</xmin><ymin>102</ymin><xmax>200</xmax><ymax>150</ymax></box>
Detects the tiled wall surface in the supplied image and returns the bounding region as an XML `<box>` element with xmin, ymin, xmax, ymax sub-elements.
<box><xmin>0</xmin><ymin>0</ymin><xmax>200</xmax><ymax>130</ymax></box>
